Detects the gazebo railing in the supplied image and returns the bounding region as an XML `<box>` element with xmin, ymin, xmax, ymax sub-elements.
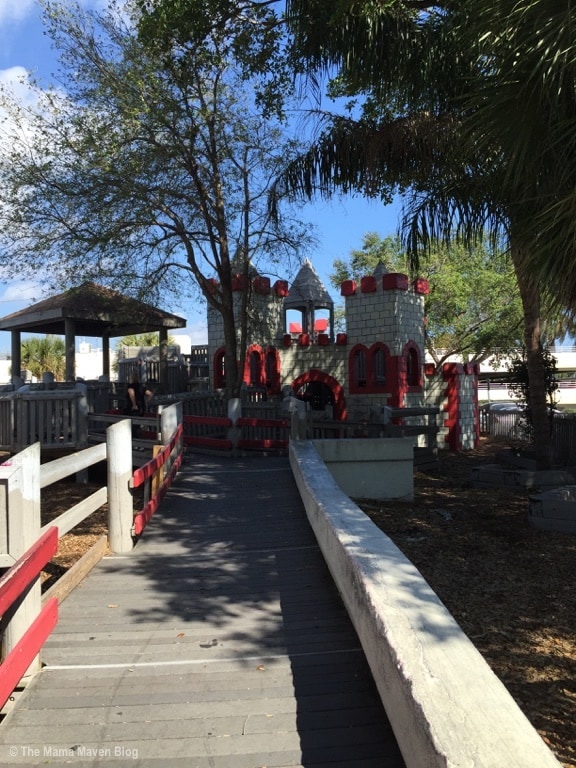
<box><xmin>0</xmin><ymin>395</ymin><xmax>15</xmax><ymax>450</ymax></box>
<box><xmin>0</xmin><ymin>389</ymin><xmax>87</xmax><ymax>452</ymax></box>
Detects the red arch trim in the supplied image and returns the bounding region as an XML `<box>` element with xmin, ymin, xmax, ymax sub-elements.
<box><xmin>291</xmin><ymin>369</ymin><xmax>347</xmax><ymax>420</ymax></box>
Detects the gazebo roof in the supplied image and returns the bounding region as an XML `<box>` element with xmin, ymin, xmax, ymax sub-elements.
<box><xmin>0</xmin><ymin>283</ymin><xmax>186</xmax><ymax>338</ymax></box>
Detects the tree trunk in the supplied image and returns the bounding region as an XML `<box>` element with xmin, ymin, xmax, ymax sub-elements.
<box><xmin>512</xmin><ymin>254</ymin><xmax>553</xmax><ymax>470</ymax></box>
<box><xmin>221</xmin><ymin>296</ymin><xmax>242</xmax><ymax>400</ymax></box>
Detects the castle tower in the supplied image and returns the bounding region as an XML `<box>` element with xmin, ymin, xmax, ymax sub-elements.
<box><xmin>341</xmin><ymin>262</ymin><xmax>429</xmax><ymax>411</ymax></box>
<box><xmin>206</xmin><ymin>264</ymin><xmax>289</xmax><ymax>391</ymax></box>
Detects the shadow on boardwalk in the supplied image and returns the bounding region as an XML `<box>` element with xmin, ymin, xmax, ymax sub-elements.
<box><xmin>0</xmin><ymin>454</ymin><xmax>405</xmax><ymax>767</ymax></box>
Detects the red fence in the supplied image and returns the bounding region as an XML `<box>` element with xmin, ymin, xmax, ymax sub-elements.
<box><xmin>0</xmin><ymin>527</ymin><xmax>59</xmax><ymax>710</ymax></box>
<box><xmin>132</xmin><ymin>423</ymin><xmax>184</xmax><ymax>536</ymax></box>
<box><xmin>236</xmin><ymin>417</ymin><xmax>290</xmax><ymax>451</ymax></box>
<box><xmin>182</xmin><ymin>414</ymin><xmax>290</xmax><ymax>453</ymax></box>
<box><xmin>182</xmin><ymin>415</ymin><xmax>233</xmax><ymax>451</ymax></box>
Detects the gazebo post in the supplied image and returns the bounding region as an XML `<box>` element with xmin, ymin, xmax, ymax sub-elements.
<box><xmin>159</xmin><ymin>328</ymin><xmax>168</xmax><ymax>391</ymax></box>
<box><xmin>10</xmin><ymin>330</ymin><xmax>21</xmax><ymax>384</ymax></box>
<box><xmin>64</xmin><ymin>318</ymin><xmax>76</xmax><ymax>382</ymax></box>
<box><xmin>102</xmin><ymin>334</ymin><xmax>111</xmax><ymax>379</ymax></box>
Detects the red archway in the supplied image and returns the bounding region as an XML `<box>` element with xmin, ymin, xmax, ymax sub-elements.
<box><xmin>291</xmin><ymin>369</ymin><xmax>346</xmax><ymax>420</ymax></box>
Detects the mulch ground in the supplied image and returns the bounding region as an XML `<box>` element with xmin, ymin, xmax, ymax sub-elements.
<box><xmin>40</xmin><ymin>480</ymin><xmax>109</xmax><ymax>590</ymax></box>
<box><xmin>42</xmin><ymin>438</ymin><xmax>575</xmax><ymax>767</ymax></box>
<box><xmin>360</xmin><ymin>436</ymin><xmax>576</xmax><ymax>768</ymax></box>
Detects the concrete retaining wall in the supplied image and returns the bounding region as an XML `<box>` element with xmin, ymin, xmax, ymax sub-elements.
<box><xmin>530</xmin><ymin>485</ymin><xmax>576</xmax><ymax>534</ymax></box>
<box><xmin>289</xmin><ymin>439</ymin><xmax>562</xmax><ymax>768</ymax></box>
<box><xmin>313</xmin><ymin>437</ymin><xmax>413</xmax><ymax>500</ymax></box>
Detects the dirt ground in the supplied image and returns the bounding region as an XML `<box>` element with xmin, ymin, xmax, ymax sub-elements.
<box><xmin>361</xmin><ymin>437</ymin><xmax>576</xmax><ymax>768</ymax></box>
<box><xmin>43</xmin><ymin>438</ymin><xmax>575</xmax><ymax>767</ymax></box>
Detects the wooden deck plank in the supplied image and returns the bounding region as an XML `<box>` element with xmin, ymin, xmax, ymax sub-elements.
<box><xmin>0</xmin><ymin>455</ymin><xmax>405</xmax><ymax>767</ymax></box>
<box><xmin>8</xmin><ymin>691</ymin><xmax>383</xmax><ymax>724</ymax></box>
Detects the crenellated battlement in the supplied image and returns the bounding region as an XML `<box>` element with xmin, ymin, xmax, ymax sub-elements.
<box><xmin>340</xmin><ymin>273</ymin><xmax>429</xmax><ymax>297</ymax></box>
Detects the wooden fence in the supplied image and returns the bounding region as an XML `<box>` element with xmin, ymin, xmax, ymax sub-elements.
<box><xmin>481</xmin><ymin>410</ymin><xmax>576</xmax><ymax>466</ymax></box>
<box><xmin>0</xmin><ymin>403</ymin><xmax>184</xmax><ymax>709</ymax></box>
<box><xmin>551</xmin><ymin>413</ymin><xmax>576</xmax><ymax>465</ymax></box>
<box><xmin>0</xmin><ymin>389</ymin><xmax>87</xmax><ymax>453</ymax></box>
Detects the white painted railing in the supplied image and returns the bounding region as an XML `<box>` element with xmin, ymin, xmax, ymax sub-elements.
<box><xmin>0</xmin><ymin>389</ymin><xmax>87</xmax><ymax>452</ymax></box>
<box><xmin>0</xmin><ymin>403</ymin><xmax>184</xmax><ymax>705</ymax></box>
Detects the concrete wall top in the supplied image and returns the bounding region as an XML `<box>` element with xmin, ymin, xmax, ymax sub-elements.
<box><xmin>289</xmin><ymin>439</ymin><xmax>562</xmax><ymax>768</ymax></box>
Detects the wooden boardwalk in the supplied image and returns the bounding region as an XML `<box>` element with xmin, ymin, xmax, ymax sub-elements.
<box><xmin>0</xmin><ymin>455</ymin><xmax>405</xmax><ymax>767</ymax></box>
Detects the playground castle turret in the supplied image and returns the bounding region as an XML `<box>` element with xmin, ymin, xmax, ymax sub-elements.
<box><xmin>341</xmin><ymin>261</ymin><xmax>428</xmax><ymax>413</ymax></box>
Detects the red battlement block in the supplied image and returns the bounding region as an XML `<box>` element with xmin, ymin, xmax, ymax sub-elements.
<box><xmin>341</xmin><ymin>280</ymin><xmax>357</xmax><ymax>296</ymax></box>
<box><xmin>253</xmin><ymin>276</ymin><xmax>271</xmax><ymax>295</ymax></box>
<box><xmin>382</xmin><ymin>273</ymin><xmax>409</xmax><ymax>291</ymax></box>
<box><xmin>274</xmin><ymin>280</ymin><xmax>289</xmax><ymax>297</ymax></box>
<box><xmin>413</xmin><ymin>277</ymin><xmax>430</xmax><ymax>295</ymax></box>
<box><xmin>360</xmin><ymin>276</ymin><xmax>377</xmax><ymax>293</ymax></box>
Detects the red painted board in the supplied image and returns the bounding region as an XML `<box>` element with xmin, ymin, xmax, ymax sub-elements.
<box><xmin>0</xmin><ymin>528</ymin><xmax>58</xmax><ymax>616</ymax></box>
<box><xmin>0</xmin><ymin>598</ymin><xmax>58</xmax><ymax>711</ymax></box>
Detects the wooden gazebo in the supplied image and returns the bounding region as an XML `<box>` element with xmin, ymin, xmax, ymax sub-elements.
<box><xmin>0</xmin><ymin>283</ymin><xmax>186</xmax><ymax>388</ymax></box>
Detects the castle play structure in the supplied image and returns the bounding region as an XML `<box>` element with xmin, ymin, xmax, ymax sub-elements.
<box><xmin>207</xmin><ymin>259</ymin><xmax>478</xmax><ymax>451</ymax></box>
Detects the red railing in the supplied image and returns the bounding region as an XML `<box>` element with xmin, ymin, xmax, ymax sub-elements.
<box><xmin>132</xmin><ymin>423</ymin><xmax>184</xmax><ymax>536</ymax></box>
<box><xmin>182</xmin><ymin>414</ymin><xmax>233</xmax><ymax>451</ymax></box>
<box><xmin>0</xmin><ymin>527</ymin><xmax>59</xmax><ymax>710</ymax></box>
<box><xmin>182</xmin><ymin>414</ymin><xmax>289</xmax><ymax>453</ymax></box>
<box><xmin>236</xmin><ymin>417</ymin><xmax>290</xmax><ymax>451</ymax></box>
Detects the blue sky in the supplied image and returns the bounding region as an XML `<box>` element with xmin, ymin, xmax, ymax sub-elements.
<box><xmin>0</xmin><ymin>0</ymin><xmax>402</xmax><ymax>351</ymax></box>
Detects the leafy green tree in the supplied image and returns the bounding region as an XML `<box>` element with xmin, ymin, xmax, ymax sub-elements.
<box><xmin>0</xmin><ymin>0</ymin><xmax>310</xmax><ymax>398</ymax></box>
<box><xmin>507</xmin><ymin>347</ymin><xmax>560</xmax><ymax>440</ymax></box>
<box><xmin>457</xmin><ymin>2</ymin><xmax>576</xmax><ymax>306</ymax></box>
<box><xmin>331</xmin><ymin>233</ymin><xmax>524</xmax><ymax>366</ymax></box>
<box><xmin>21</xmin><ymin>335</ymin><xmax>66</xmax><ymax>380</ymax></box>
<box><xmin>283</xmin><ymin>0</ymin><xmax>575</xmax><ymax>468</ymax></box>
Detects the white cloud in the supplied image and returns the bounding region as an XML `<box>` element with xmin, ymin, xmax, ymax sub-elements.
<box><xmin>0</xmin><ymin>66</ymin><xmax>38</xmax><ymax>107</ymax></box>
<box><xmin>0</xmin><ymin>280</ymin><xmax>41</xmax><ymax>305</ymax></box>
<box><xmin>0</xmin><ymin>0</ymin><xmax>113</xmax><ymax>26</ymax></box>
<box><xmin>0</xmin><ymin>0</ymin><xmax>35</xmax><ymax>25</ymax></box>
<box><xmin>182</xmin><ymin>322</ymin><xmax>208</xmax><ymax>346</ymax></box>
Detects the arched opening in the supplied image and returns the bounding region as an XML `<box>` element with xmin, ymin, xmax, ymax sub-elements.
<box><xmin>264</xmin><ymin>347</ymin><xmax>281</xmax><ymax>394</ymax></box>
<box><xmin>243</xmin><ymin>344</ymin><xmax>264</xmax><ymax>388</ymax></box>
<box><xmin>213</xmin><ymin>347</ymin><xmax>226</xmax><ymax>389</ymax></box>
<box><xmin>371</xmin><ymin>342</ymin><xmax>389</xmax><ymax>392</ymax></box>
<box><xmin>291</xmin><ymin>370</ymin><xmax>346</xmax><ymax>420</ymax></box>
<box><xmin>249</xmin><ymin>350</ymin><xmax>262</xmax><ymax>386</ymax></box>
<box><xmin>406</xmin><ymin>344</ymin><xmax>421</xmax><ymax>388</ymax></box>
<box><xmin>349</xmin><ymin>344</ymin><xmax>368</xmax><ymax>393</ymax></box>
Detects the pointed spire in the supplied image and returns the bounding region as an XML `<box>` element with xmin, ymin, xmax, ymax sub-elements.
<box><xmin>373</xmin><ymin>260</ymin><xmax>389</xmax><ymax>279</ymax></box>
<box><xmin>284</xmin><ymin>259</ymin><xmax>333</xmax><ymax>308</ymax></box>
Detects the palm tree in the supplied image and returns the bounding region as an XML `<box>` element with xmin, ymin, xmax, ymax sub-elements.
<box><xmin>283</xmin><ymin>0</ymin><xmax>575</xmax><ymax>468</ymax></box>
<box><xmin>113</xmin><ymin>332</ymin><xmax>177</xmax><ymax>374</ymax></box>
<box><xmin>21</xmin><ymin>335</ymin><xmax>66</xmax><ymax>380</ymax></box>
<box><xmin>115</xmin><ymin>332</ymin><xmax>175</xmax><ymax>352</ymax></box>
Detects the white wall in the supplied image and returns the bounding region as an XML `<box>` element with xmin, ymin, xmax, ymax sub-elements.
<box><xmin>0</xmin><ymin>358</ymin><xmax>11</xmax><ymax>383</ymax></box>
